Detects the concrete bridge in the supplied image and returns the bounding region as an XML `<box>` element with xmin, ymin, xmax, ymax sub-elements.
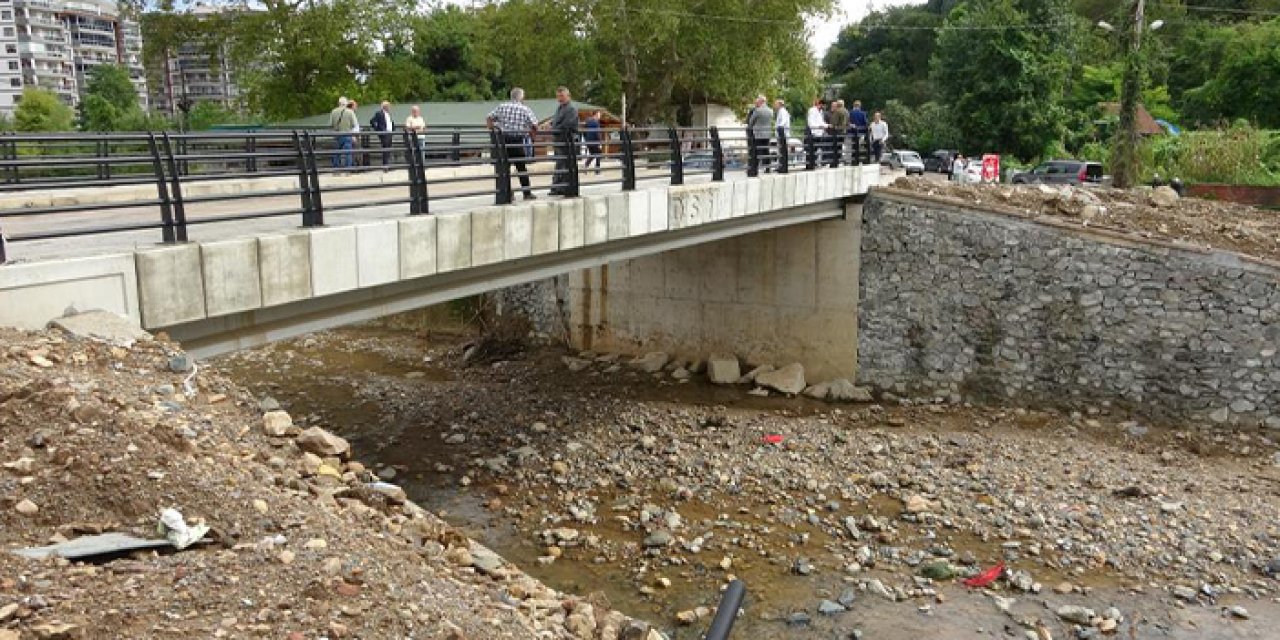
<box><xmin>0</xmin><ymin>164</ymin><xmax>879</xmax><ymax>358</ymax></box>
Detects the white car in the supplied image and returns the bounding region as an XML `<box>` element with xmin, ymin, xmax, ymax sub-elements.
<box><xmin>952</xmin><ymin>158</ymin><xmax>985</xmax><ymax>184</ymax></box>
<box><xmin>887</xmin><ymin>150</ymin><xmax>925</xmax><ymax>175</ymax></box>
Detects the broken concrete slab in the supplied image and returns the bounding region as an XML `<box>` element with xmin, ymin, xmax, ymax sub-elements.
<box><xmin>48</xmin><ymin>311</ymin><xmax>153</xmax><ymax>348</ymax></box>
<box><xmin>12</xmin><ymin>532</ymin><xmax>174</xmax><ymax>560</ymax></box>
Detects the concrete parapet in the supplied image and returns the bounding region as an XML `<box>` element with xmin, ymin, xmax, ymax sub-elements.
<box><xmin>745</xmin><ymin>179</ymin><xmax>761</xmax><ymax>215</ymax></box>
<box><xmin>0</xmin><ymin>253</ymin><xmax>140</xmax><ymax>330</ymax></box>
<box><xmin>606</xmin><ymin>194</ymin><xmax>630</xmax><ymax>241</ymax></box>
<box><xmin>201</xmin><ymin>238</ymin><xmax>263</xmax><ymax>317</ymax></box>
<box><xmin>758</xmin><ymin>177</ymin><xmax>775</xmax><ymax>216</ymax></box>
<box><xmin>356</xmin><ymin>220</ymin><xmax>401</xmax><ymax>287</ymax></box>
<box><xmin>470</xmin><ymin>207</ymin><xmax>506</xmax><ymax>267</ymax></box>
<box><xmin>626</xmin><ymin>191</ymin><xmax>650</xmax><ymax>236</ymax></box>
<box><xmin>309</xmin><ymin>226</ymin><xmax>359</xmax><ymax>296</ymax></box>
<box><xmin>503</xmin><ymin>205</ymin><xmax>534</xmax><ymax>260</ymax></box>
<box><xmin>136</xmin><ymin>244</ymin><xmax>206</xmax><ymax>328</ymax></box>
<box><xmin>531</xmin><ymin>202</ymin><xmax>559</xmax><ymax>255</ymax></box>
<box><xmin>583</xmin><ymin>196</ymin><xmax>609</xmax><ymax>245</ymax></box>
<box><xmin>668</xmin><ymin>183</ymin><xmax>719</xmax><ymax>229</ymax></box>
<box><xmin>731</xmin><ymin>181</ymin><xmax>749</xmax><ymax>218</ymax></box>
<box><xmin>557</xmin><ymin>199</ymin><xmax>586</xmax><ymax>250</ymax></box>
<box><xmin>258</xmin><ymin>232</ymin><xmax>312</xmax><ymax>307</ymax></box>
<box><xmin>398</xmin><ymin>216</ymin><xmax>438</xmax><ymax>279</ymax></box>
<box><xmin>436</xmin><ymin>211</ymin><xmax>473</xmax><ymax>273</ymax></box>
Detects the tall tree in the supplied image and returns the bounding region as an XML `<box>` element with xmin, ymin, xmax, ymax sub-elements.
<box><xmin>80</xmin><ymin>64</ymin><xmax>143</xmax><ymax>131</ymax></box>
<box><xmin>14</xmin><ymin>89</ymin><xmax>76</xmax><ymax>132</ymax></box>
<box><xmin>931</xmin><ymin>0</ymin><xmax>1074</xmax><ymax>160</ymax></box>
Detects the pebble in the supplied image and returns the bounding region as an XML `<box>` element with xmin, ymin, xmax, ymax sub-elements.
<box><xmin>1228</xmin><ymin>606</ymin><xmax>1249</xmax><ymax>620</ymax></box>
<box><xmin>817</xmin><ymin>599</ymin><xmax>846</xmax><ymax>615</ymax></box>
<box><xmin>643</xmin><ymin>531</ymin><xmax>673</xmax><ymax>548</ymax></box>
<box><xmin>1056</xmin><ymin>605</ymin><xmax>1094</xmax><ymax>624</ymax></box>
<box><xmin>1172</xmin><ymin>585</ymin><xmax>1198</xmax><ymax>602</ymax></box>
<box><xmin>15</xmin><ymin>499</ymin><xmax>38</xmax><ymax>515</ymax></box>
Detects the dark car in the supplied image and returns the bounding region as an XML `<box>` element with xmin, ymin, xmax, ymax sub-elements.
<box><xmin>924</xmin><ymin>150</ymin><xmax>960</xmax><ymax>174</ymax></box>
<box><xmin>1011</xmin><ymin>160</ymin><xmax>1104</xmax><ymax>186</ymax></box>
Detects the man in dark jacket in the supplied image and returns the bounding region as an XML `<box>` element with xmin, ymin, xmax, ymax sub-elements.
<box><xmin>549</xmin><ymin>86</ymin><xmax>579</xmax><ymax>196</ymax></box>
<box><xmin>369</xmin><ymin>101</ymin><xmax>396</xmax><ymax>168</ymax></box>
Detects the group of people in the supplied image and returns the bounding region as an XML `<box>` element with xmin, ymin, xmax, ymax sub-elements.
<box><xmin>746</xmin><ymin>95</ymin><xmax>890</xmax><ymax>172</ymax></box>
<box><xmin>327</xmin><ymin>97</ymin><xmax>425</xmax><ymax>169</ymax></box>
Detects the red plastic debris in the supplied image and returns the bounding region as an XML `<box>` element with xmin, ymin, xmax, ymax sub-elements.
<box><xmin>761</xmin><ymin>434</ymin><xmax>785</xmax><ymax>445</ymax></box>
<box><xmin>962</xmin><ymin>562</ymin><xmax>1005</xmax><ymax>588</ymax></box>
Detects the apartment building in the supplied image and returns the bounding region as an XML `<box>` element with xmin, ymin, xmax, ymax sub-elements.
<box><xmin>1</xmin><ymin>0</ymin><xmax>22</xmax><ymax>116</ymax></box>
<box><xmin>0</xmin><ymin>0</ymin><xmax>146</xmax><ymax>118</ymax></box>
<box><xmin>151</xmin><ymin>3</ymin><xmax>241</xmax><ymax>116</ymax></box>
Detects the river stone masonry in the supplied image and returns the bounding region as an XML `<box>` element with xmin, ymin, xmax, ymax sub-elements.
<box><xmin>859</xmin><ymin>190</ymin><xmax>1280</xmax><ymax>429</ymax></box>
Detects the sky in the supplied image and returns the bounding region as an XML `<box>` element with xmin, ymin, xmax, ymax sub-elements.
<box><xmin>809</xmin><ymin>0</ymin><xmax>928</xmax><ymax>58</ymax></box>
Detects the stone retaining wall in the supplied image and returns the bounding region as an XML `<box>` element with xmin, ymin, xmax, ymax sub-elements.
<box><xmin>858</xmin><ymin>190</ymin><xmax>1280</xmax><ymax>429</ymax></box>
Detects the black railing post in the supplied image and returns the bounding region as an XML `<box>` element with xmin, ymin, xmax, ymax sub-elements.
<box><xmin>561</xmin><ymin>129</ymin><xmax>580</xmax><ymax>197</ymax></box>
<box><xmin>667</xmin><ymin>126</ymin><xmax>683</xmax><ymax>186</ymax></box>
<box><xmin>709</xmin><ymin>126</ymin><xmax>725</xmax><ymax>182</ymax></box>
<box><xmin>177</xmin><ymin>136</ymin><xmax>189</xmax><ymax>177</ymax></box>
<box><xmin>0</xmin><ymin>230</ymin><xmax>6</xmax><ymax>264</ymax></box>
<box><xmin>147</xmin><ymin>132</ymin><xmax>178</xmax><ymax>244</ymax></box>
<box><xmin>406</xmin><ymin>130</ymin><xmax>429</xmax><ymax>215</ymax></box>
<box><xmin>804</xmin><ymin>127</ymin><xmax>818</xmax><ymax>171</ymax></box>
<box><xmin>2</xmin><ymin>133</ymin><xmax>16</xmax><ymax>184</ymax></box>
<box><xmin>160</xmin><ymin>133</ymin><xmax>188</xmax><ymax>242</ymax></box>
<box><xmin>95</xmin><ymin>139</ymin><xmax>107</xmax><ymax>180</ymax></box>
<box><xmin>830</xmin><ymin>129</ymin><xmax>842</xmax><ymax>169</ymax></box>
<box><xmin>746</xmin><ymin>129</ymin><xmax>759</xmax><ymax>178</ymax></box>
<box><xmin>619</xmin><ymin>127</ymin><xmax>637</xmax><ymax>191</ymax></box>
<box><xmin>450</xmin><ymin>131</ymin><xmax>461</xmax><ymax>163</ymax></box>
<box><xmin>247</xmin><ymin>135</ymin><xmax>258</xmax><ymax>173</ymax></box>
<box><xmin>301</xmin><ymin>132</ymin><xmax>325</xmax><ymax>227</ymax></box>
<box><xmin>292</xmin><ymin>131</ymin><xmax>317</xmax><ymax>224</ymax></box>
<box><xmin>489</xmin><ymin>128</ymin><xmax>513</xmax><ymax>205</ymax></box>
<box><xmin>776</xmin><ymin>126</ymin><xmax>789</xmax><ymax>174</ymax></box>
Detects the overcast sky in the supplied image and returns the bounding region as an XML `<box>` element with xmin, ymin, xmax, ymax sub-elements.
<box><xmin>809</xmin><ymin>0</ymin><xmax>928</xmax><ymax>57</ymax></box>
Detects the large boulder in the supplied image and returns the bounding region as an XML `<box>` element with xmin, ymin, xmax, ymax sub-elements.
<box><xmin>706</xmin><ymin>355</ymin><xmax>741</xmax><ymax>385</ymax></box>
<box><xmin>827</xmin><ymin>379</ymin><xmax>873</xmax><ymax>403</ymax></box>
<box><xmin>1150</xmin><ymin>186</ymin><xmax>1180</xmax><ymax>208</ymax></box>
<box><xmin>756</xmin><ymin>363</ymin><xmax>806</xmax><ymax>395</ymax></box>
<box><xmin>296</xmin><ymin>427</ymin><xmax>351</xmax><ymax>458</ymax></box>
<box><xmin>630</xmin><ymin>352</ymin><xmax>670</xmax><ymax>373</ymax></box>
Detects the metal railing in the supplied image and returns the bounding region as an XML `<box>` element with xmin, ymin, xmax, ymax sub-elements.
<box><xmin>0</xmin><ymin>125</ymin><xmax>875</xmax><ymax>263</ymax></box>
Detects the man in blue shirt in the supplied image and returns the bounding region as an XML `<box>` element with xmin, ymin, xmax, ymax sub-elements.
<box><xmin>583</xmin><ymin>111</ymin><xmax>603</xmax><ymax>175</ymax></box>
<box><xmin>850</xmin><ymin>100</ymin><xmax>870</xmax><ymax>164</ymax></box>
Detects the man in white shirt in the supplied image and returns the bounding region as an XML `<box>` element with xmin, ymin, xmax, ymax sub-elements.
<box><xmin>773</xmin><ymin>99</ymin><xmax>791</xmax><ymax>170</ymax></box>
<box><xmin>806</xmin><ymin>99</ymin><xmax>829</xmax><ymax>165</ymax></box>
<box><xmin>870</xmin><ymin>111</ymin><xmax>890</xmax><ymax>162</ymax></box>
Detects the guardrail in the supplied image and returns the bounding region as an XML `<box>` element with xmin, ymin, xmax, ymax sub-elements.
<box><xmin>0</xmin><ymin>125</ymin><xmax>872</xmax><ymax>263</ymax></box>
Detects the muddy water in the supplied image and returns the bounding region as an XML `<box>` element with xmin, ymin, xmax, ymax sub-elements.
<box><xmin>217</xmin><ymin>325</ymin><xmax>1280</xmax><ymax>640</ymax></box>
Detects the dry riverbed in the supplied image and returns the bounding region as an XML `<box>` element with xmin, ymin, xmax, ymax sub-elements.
<box><xmin>217</xmin><ymin>324</ymin><xmax>1280</xmax><ymax>640</ymax></box>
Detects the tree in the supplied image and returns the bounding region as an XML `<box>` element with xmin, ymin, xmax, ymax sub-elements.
<box><xmin>14</xmin><ymin>88</ymin><xmax>75</xmax><ymax>132</ymax></box>
<box><xmin>406</xmin><ymin>5</ymin><xmax>501</xmax><ymax>101</ymax></box>
<box><xmin>80</xmin><ymin>64</ymin><xmax>144</xmax><ymax>131</ymax></box>
<box><xmin>931</xmin><ymin>0</ymin><xmax>1074</xmax><ymax>161</ymax></box>
<box><xmin>1174</xmin><ymin>18</ymin><xmax>1280</xmax><ymax>128</ymax></box>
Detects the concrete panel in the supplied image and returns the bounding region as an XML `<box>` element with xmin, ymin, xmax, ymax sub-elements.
<box><xmin>471</xmin><ymin>206</ymin><xmax>505</xmax><ymax>267</ymax></box>
<box><xmin>309</xmin><ymin>226</ymin><xmax>358</xmax><ymax>297</ymax></box>
<box><xmin>201</xmin><ymin>238</ymin><xmax>263</xmax><ymax>317</ymax></box>
<box><xmin>772</xmin><ymin>174</ymin><xmax>790</xmax><ymax>210</ymax></box>
<box><xmin>663</xmin><ymin>248</ymin><xmax>701</xmax><ymax>300</ymax></box>
<box><xmin>503</xmin><ymin>205</ymin><xmax>534</xmax><ymax>260</ymax></box>
<box><xmin>136</xmin><ymin>244</ymin><xmax>206</xmax><ymax>328</ymax></box>
<box><xmin>629</xmin><ymin>255</ymin><xmax>666</xmax><ymax>298</ymax></box>
<box><xmin>731</xmin><ymin>180</ymin><xmax>749</xmax><ymax>218</ymax></box>
<box><xmin>697</xmin><ymin>239</ymin><xmax>737</xmax><ymax>303</ymax></box>
<box><xmin>557</xmin><ymin>199</ymin><xmax>586</xmax><ymax>250</ymax></box>
<box><xmin>774</xmin><ymin>224</ymin><xmax>818</xmax><ymax>308</ymax></box>
<box><xmin>606</xmin><ymin>194</ymin><xmax>630</xmax><ymax>240</ymax></box>
<box><xmin>734</xmin><ymin>232</ymin><xmax>776</xmax><ymax>305</ymax></box>
<box><xmin>815</xmin><ymin>208</ymin><xmax>861</xmax><ymax>311</ymax></box>
<box><xmin>669</xmin><ymin>184</ymin><xmax>716</xmax><ymax>229</ymax></box>
<box><xmin>436</xmin><ymin>211</ymin><xmax>473</xmax><ymax>273</ymax></box>
<box><xmin>745</xmin><ymin>179</ymin><xmax>761</xmax><ymax>215</ymax></box>
<box><xmin>806</xmin><ymin>171</ymin><xmax>820</xmax><ymax>204</ymax></box>
<box><xmin>0</xmin><ymin>253</ymin><xmax>140</xmax><ymax>330</ymax></box>
<box><xmin>626</xmin><ymin>190</ymin><xmax>650</xmax><ymax>235</ymax></box>
<box><xmin>531</xmin><ymin>202</ymin><xmax>559</xmax><ymax>255</ymax></box>
<box><xmin>258</xmin><ymin>232</ymin><xmax>311</xmax><ymax>307</ymax></box>
<box><xmin>712</xmin><ymin>182</ymin><xmax>732</xmax><ymax>222</ymax></box>
<box><xmin>584</xmin><ymin>196</ymin><xmax>609</xmax><ymax>245</ymax></box>
<box><xmin>758</xmin><ymin>177</ymin><xmax>774</xmax><ymax>215</ymax></box>
<box><xmin>356</xmin><ymin>220</ymin><xmax>400</xmax><ymax>287</ymax></box>
<box><xmin>649</xmin><ymin>186</ymin><xmax>669</xmax><ymax>233</ymax></box>
<box><xmin>398</xmin><ymin>216</ymin><xmax>438</xmax><ymax>279</ymax></box>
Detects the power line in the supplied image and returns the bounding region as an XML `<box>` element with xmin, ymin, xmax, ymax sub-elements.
<box><xmin>1150</xmin><ymin>2</ymin><xmax>1280</xmax><ymax>17</ymax></box>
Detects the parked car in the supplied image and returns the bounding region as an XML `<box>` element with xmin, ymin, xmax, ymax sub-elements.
<box><xmin>924</xmin><ymin>149</ymin><xmax>960</xmax><ymax>174</ymax></box>
<box><xmin>951</xmin><ymin>157</ymin><xmax>985</xmax><ymax>184</ymax></box>
<box><xmin>882</xmin><ymin>150</ymin><xmax>925</xmax><ymax>175</ymax></box>
<box><xmin>1011</xmin><ymin>160</ymin><xmax>1104</xmax><ymax>186</ymax></box>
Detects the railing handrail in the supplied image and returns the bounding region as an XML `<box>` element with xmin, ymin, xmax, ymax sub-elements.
<box><xmin>0</xmin><ymin>124</ymin><xmax>874</xmax><ymax>264</ymax></box>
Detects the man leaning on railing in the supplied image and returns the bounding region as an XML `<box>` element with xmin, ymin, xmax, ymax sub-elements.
<box><xmin>548</xmin><ymin>87</ymin><xmax>579</xmax><ymax>197</ymax></box>
<box><xmin>486</xmin><ymin>88</ymin><xmax>539</xmax><ymax>201</ymax></box>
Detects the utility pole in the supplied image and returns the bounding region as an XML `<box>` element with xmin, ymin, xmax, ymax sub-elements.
<box><xmin>1112</xmin><ymin>0</ymin><xmax>1144</xmax><ymax>189</ymax></box>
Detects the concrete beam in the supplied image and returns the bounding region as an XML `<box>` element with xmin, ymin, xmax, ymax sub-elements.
<box><xmin>136</xmin><ymin>244</ymin><xmax>206</xmax><ymax>328</ymax></box>
<box><xmin>201</xmin><ymin>238</ymin><xmax>263</xmax><ymax>317</ymax></box>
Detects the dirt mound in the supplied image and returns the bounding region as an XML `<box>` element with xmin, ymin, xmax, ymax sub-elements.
<box><xmin>887</xmin><ymin>177</ymin><xmax>1280</xmax><ymax>262</ymax></box>
<box><xmin>0</xmin><ymin>325</ymin><xmax>660</xmax><ymax>639</ymax></box>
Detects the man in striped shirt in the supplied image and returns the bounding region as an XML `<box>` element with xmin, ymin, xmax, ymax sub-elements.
<box><xmin>486</xmin><ymin>88</ymin><xmax>539</xmax><ymax>200</ymax></box>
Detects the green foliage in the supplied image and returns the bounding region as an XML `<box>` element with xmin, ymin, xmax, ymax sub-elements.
<box><xmin>1174</xmin><ymin>18</ymin><xmax>1280</xmax><ymax>128</ymax></box>
<box><xmin>881</xmin><ymin>100</ymin><xmax>961</xmax><ymax>153</ymax></box>
<box><xmin>14</xmin><ymin>88</ymin><xmax>75</xmax><ymax>132</ymax></box>
<box><xmin>931</xmin><ymin>0</ymin><xmax>1074</xmax><ymax>162</ymax></box>
<box><xmin>80</xmin><ymin>65</ymin><xmax>145</xmax><ymax>131</ymax></box>
<box><xmin>407</xmin><ymin>6</ymin><xmax>501</xmax><ymax>101</ymax></box>
<box><xmin>1144</xmin><ymin>124</ymin><xmax>1280</xmax><ymax>186</ymax></box>
<box><xmin>186</xmin><ymin>101</ymin><xmax>254</xmax><ymax>131</ymax></box>
<box><xmin>824</xmin><ymin>6</ymin><xmax>942</xmax><ymax>109</ymax></box>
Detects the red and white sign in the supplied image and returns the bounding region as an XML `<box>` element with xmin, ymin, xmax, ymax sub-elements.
<box><xmin>981</xmin><ymin>154</ymin><xmax>1001</xmax><ymax>183</ymax></box>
